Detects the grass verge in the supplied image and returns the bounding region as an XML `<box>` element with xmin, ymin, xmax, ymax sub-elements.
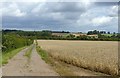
<box><xmin>2</xmin><ymin>46</ymin><xmax>26</xmax><ymax>65</ymax></box>
<box><xmin>36</xmin><ymin>44</ymin><xmax>76</xmax><ymax>76</ymax></box>
<box><xmin>24</xmin><ymin>44</ymin><xmax>34</xmax><ymax>59</ymax></box>
<box><xmin>36</xmin><ymin>45</ymin><xmax>48</xmax><ymax>62</ymax></box>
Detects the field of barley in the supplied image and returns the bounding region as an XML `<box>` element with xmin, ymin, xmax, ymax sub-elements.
<box><xmin>37</xmin><ymin>40</ymin><xmax>118</xmax><ymax>75</ymax></box>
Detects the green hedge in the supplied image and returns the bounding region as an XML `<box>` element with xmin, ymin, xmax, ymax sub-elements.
<box><xmin>2</xmin><ymin>33</ymin><xmax>33</xmax><ymax>52</ymax></box>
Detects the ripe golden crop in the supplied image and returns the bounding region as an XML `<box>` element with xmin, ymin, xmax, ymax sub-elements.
<box><xmin>37</xmin><ymin>40</ymin><xmax>118</xmax><ymax>75</ymax></box>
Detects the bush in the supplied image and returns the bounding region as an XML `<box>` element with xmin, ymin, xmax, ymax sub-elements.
<box><xmin>2</xmin><ymin>33</ymin><xmax>33</xmax><ymax>52</ymax></box>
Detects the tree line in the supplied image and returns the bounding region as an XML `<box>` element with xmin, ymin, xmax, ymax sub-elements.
<box><xmin>87</xmin><ymin>30</ymin><xmax>115</xmax><ymax>35</ymax></box>
<box><xmin>2</xmin><ymin>29</ymin><xmax>120</xmax><ymax>53</ymax></box>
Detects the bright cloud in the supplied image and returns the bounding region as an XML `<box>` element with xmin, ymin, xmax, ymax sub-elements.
<box><xmin>92</xmin><ymin>16</ymin><xmax>113</xmax><ymax>25</ymax></box>
<box><xmin>109</xmin><ymin>5</ymin><xmax>118</xmax><ymax>17</ymax></box>
<box><xmin>2</xmin><ymin>2</ymin><xmax>26</xmax><ymax>17</ymax></box>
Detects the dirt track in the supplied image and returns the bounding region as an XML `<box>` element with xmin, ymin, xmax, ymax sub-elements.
<box><xmin>2</xmin><ymin>44</ymin><xmax>108</xmax><ymax>76</ymax></box>
<box><xmin>2</xmin><ymin>45</ymin><xmax>58</xmax><ymax>76</ymax></box>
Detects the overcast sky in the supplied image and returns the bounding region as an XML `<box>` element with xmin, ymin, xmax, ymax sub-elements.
<box><xmin>1</xmin><ymin>0</ymin><xmax>119</xmax><ymax>32</ymax></box>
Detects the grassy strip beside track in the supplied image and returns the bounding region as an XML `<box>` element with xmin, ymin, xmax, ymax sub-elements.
<box><xmin>2</xmin><ymin>46</ymin><xmax>26</xmax><ymax>65</ymax></box>
<box><xmin>24</xmin><ymin>44</ymin><xmax>34</xmax><ymax>59</ymax></box>
<box><xmin>36</xmin><ymin>42</ymin><xmax>76</xmax><ymax>76</ymax></box>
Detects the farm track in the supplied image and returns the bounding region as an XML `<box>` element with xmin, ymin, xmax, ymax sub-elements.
<box><xmin>2</xmin><ymin>43</ymin><xmax>109</xmax><ymax>76</ymax></box>
<box><xmin>2</xmin><ymin>45</ymin><xmax>58</xmax><ymax>76</ymax></box>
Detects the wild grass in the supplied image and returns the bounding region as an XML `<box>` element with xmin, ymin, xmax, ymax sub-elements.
<box><xmin>36</xmin><ymin>44</ymin><xmax>48</xmax><ymax>62</ymax></box>
<box><xmin>24</xmin><ymin>44</ymin><xmax>34</xmax><ymax>59</ymax></box>
<box><xmin>37</xmin><ymin>40</ymin><xmax>118</xmax><ymax>76</ymax></box>
<box><xmin>2</xmin><ymin>47</ymin><xmax>26</xmax><ymax>65</ymax></box>
<box><xmin>36</xmin><ymin>43</ymin><xmax>77</xmax><ymax>76</ymax></box>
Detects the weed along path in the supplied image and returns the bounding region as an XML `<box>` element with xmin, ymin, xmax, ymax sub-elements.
<box><xmin>2</xmin><ymin>44</ymin><xmax>58</xmax><ymax>76</ymax></box>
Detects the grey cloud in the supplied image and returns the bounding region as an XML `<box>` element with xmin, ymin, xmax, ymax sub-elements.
<box><xmin>31</xmin><ymin>2</ymin><xmax>87</xmax><ymax>19</ymax></box>
<box><xmin>94</xmin><ymin>2</ymin><xmax>118</xmax><ymax>6</ymax></box>
<box><xmin>48</xmin><ymin>2</ymin><xmax>86</xmax><ymax>12</ymax></box>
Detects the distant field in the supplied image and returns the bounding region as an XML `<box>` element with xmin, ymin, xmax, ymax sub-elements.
<box><xmin>101</xmin><ymin>34</ymin><xmax>114</xmax><ymax>37</ymax></box>
<box><xmin>37</xmin><ymin>40</ymin><xmax>118</xmax><ymax>75</ymax></box>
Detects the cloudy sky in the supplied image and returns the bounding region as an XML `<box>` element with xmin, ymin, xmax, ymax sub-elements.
<box><xmin>1</xmin><ymin>0</ymin><xmax>119</xmax><ymax>32</ymax></box>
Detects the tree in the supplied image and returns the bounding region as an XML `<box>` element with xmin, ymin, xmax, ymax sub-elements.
<box><xmin>107</xmin><ymin>32</ymin><xmax>110</xmax><ymax>34</ymax></box>
<box><xmin>113</xmin><ymin>32</ymin><xmax>116</xmax><ymax>34</ymax></box>
<box><xmin>87</xmin><ymin>30</ymin><xmax>99</xmax><ymax>35</ymax></box>
<box><xmin>100</xmin><ymin>31</ymin><xmax>106</xmax><ymax>34</ymax></box>
<box><xmin>87</xmin><ymin>31</ymin><xmax>93</xmax><ymax>35</ymax></box>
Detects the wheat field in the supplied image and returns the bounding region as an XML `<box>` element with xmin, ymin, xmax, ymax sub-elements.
<box><xmin>37</xmin><ymin>40</ymin><xmax>118</xmax><ymax>75</ymax></box>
